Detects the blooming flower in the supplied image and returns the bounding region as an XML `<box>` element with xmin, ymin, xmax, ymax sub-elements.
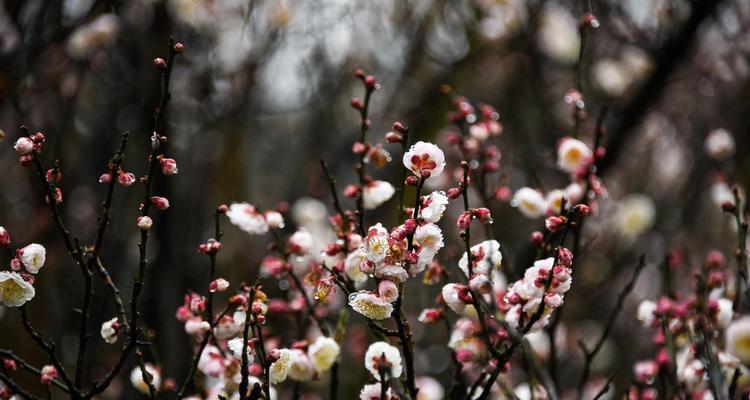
<box><xmin>213</xmin><ymin>315</ymin><xmax>241</xmax><ymax>339</ymax></box>
<box><xmin>307</xmin><ymin>336</ymin><xmax>340</xmax><ymax>373</ymax></box>
<box><xmin>14</xmin><ymin>137</ymin><xmax>34</xmax><ymax>155</ymax></box>
<box><xmin>512</xmin><ymin>187</ymin><xmax>547</xmax><ymax>218</ymax></box>
<box><xmin>349</xmin><ymin>291</ymin><xmax>394</xmax><ymax>320</ymax></box>
<box><xmin>414</xmin><ymin>223</ymin><xmax>444</xmax><ymax>261</ymax></box>
<box><xmin>636</xmin><ymin>300</ymin><xmax>657</xmax><ymax>327</ymax></box>
<box><xmin>227</xmin><ymin>338</ymin><xmax>254</xmax><ymax>363</ymax></box>
<box><xmin>288</xmin><ymin>349</ymin><xmax>315</xmax><ymax>381</ymax></box>
<box><xmin>20</xmin><ymin>243</ymin><xmax>46</xmax><ymax>274</ymax></box>
<box><xmin>402</xmin><ymin>141</ymin><xmax>446</xmax><ymax>179</ymax></box>
<box><xmin>363</xmin><ymin>180</ymin><xmax>395</xmax><ymax>210</ymax></box>
<box><xmin>359</xmin><ymin>383</ymin><xmax>396</xmax><ymax>400</ymax></box>
<box><xmin>557</xmin><ymin>137</ymin><xmax>592</xmax><ymax>173</ymax></box>
<box><xmin>198</xmin><ymin>345</ymin><xmax>226</xmax><ymax>378</ymax></box>
<box><xmin>130</xmin><ymin>363</ymin><xmax>161</xmax><ymax>394</ymax></box>
<box><xmin>0</xmin><ymin>271</ymin><xmax>35</xmax><ymax>307</ymax></box>
<box><xmin>288</xmin><ymin>229</ymin><xmax>315</xmax><ymax>255</ymax></box>
<box><xmin>726</xmin><ymin>317</ymin><xmax>750</xmax><ymax>364</ymax></box>
<box><xmin>100</xmin><ymin>317</ymin><xmax>120</xmax><ymax>344</ymax></box>
<box><xmin>377</xmin><ymin>280</ymin><xmax>399</xmax><ymax>303</ymax></box>
<box><xmin>616</xmin><ymin>194</ymin><xmax>656</xmax><ymax>237</ymax></box>
<box><xmin>344</xmin><ymin>249</ymin><xmax>369</xmax><ymax>284</ymax></box>
<box><xmin>364</xmin><ymin>341</ymin><xmax>402</xmax><ymax>380</ymax></box>
<box><xmin>458</xmin><ymin>240</ymin><xmax>502</xmax><ymax>277</ymax></box>
<box><xmin>441</xmin><ymin>283</ymin><xmax>468</xmax><ymax>314</ymax></box>
<box><xmin>269</xmin><ymin>349</ymin><xmax>293</xmax><ymax>384</ymax></box>
<box><xmin>226</xmin><ymin>203</ymin><xmax>269</xmax><ymax>235</ymax></box>
<box><xmin>362</xmin><ymin>224</ymin><xmax>390</xmax><ymax>263</ymax></box>
<box><xmin>420</xmin><ymin>191</ymin><xmax>449</xmax><ymax>223</ymax></box>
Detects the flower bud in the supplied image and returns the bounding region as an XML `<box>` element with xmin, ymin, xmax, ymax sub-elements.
<box><xmin>392</xmin><ymin>121</ymin><xmax>408</xmax><ymax>133</ymax></box>
<box><xmin>385</xmin><ymin>132</ymin><xmax>402</xmax><ymax>143</ymax></box>
<box><xmin>14</xmin><ymin>137</ymin><xmax>34</xmax><ymax>155</ymax></box>
<box><xmin>153</xmin><ymin>57</ymin><xmax>167</xmax><ymax>69</ymax></box>
<box><xmin>209</xmin><ymin>278</ymin><xmax>230</xmax><ymax>293</ymax></box>
<box><xmin>721</xmin><ymin>200</ymin><xmax>736</xmax><ymax>213</ymax></box>
<box><xmin>456</xmin><ymin>212</ymin><xmax>472</xmax><ymax>229</ymax></box>
<box><xmin>118</xmin><ymin>172</ymin><xmax>136</xmax><ymax>187</ymax></box>
<box><xmin>136</xmin><ymin>216</ymin><xmax>153</xmax><ymax>230</ymax></box>
<box><xmin>545</xmin><ymin>216</ymin><xmax>566</xmax><ymax>232</ymax></box>
<box><xmin>99</xmin><ymin>173</ymin><xmax>112</xmax><ymax>184</ymax></box>
<box><xmin>40</xmin><ymin>365</ymin><xmax>58</xmax><ymax>385</ymax></box>
<box><xmin>2</xmin><ymin>358</ymin><xmax>16</xmax><ymax>371</ymax></box>
<box><xmin>473</xmin><ymin>207</ymin><xmax>492</xmax><ymax>224</ymax></box>
<box><xmin>350</xmin><ymin>97</ymin><xmax>362</xmax><ymax>109</ymax></box>
<box><xmin>405</xmin><ymin>176</ymin><xmax>419</xmax><ymax>186</ymax></box>
<box><xmin>173</xmin><ymin>42</ymin><xmax>185</xmax><ymax>53</ymax></box>
<box><xmin>364</xmin><ymin>75</ymin><xmax>378</xmax><ymax>90</ymax></box>
<box><xmin>0</xmin><ymin>227</ymin><xmax>9</xmax><ymax>247</ymax></box>
<box><xmin>217</xmin><ymin>204</ymin><xmax>228</xmax><ymax>214</ymax></box>
<box><xmin>344</xmin><ymin>184</ymin><xmax>360</xmax><ymax>198</ymax></box>
<box><xmin>159</xmin><ymin>157</ymin><xmax>178</xmax><ymax>175</ymax></box>
<box><xmin>151</xmin><ymin>196</ymin><xmax>170</xmax><ymax>210</ymax></box>
<box><xmin>447</xmin><ymin>188</ymin><xmax>461</xmax><ymax>199</ymax></box>
<box><xmin>403</xmin><ymin>219</ymin><xmax>417</xmax><ymax>234</ymax></box>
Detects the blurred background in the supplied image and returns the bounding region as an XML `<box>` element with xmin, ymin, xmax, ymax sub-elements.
<box><xmin>0</xmin><ymin>0</ymin><xmax>749</xmax><ymax>398</ymax></box>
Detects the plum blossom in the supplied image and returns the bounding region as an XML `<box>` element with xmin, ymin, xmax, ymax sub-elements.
<box><xmin>616</xmin><ymin>194</ymin><xmax>656</xmax><ymax>237</ymax></box>
<box><xmin>403</xmin><ymin>141</ymin><xmax>446</xmax><ymax>178</ymax></box>
<box><xmin>362</xmin><ymin>224</ymin><xmax>390</xmax><ymax>263</ymax></box>
<box><xmin>726</xmin><ymin>317</ymin><xmax>750</xmax><ymax>364</ymax></box>
<box><xmin>414</xmin><ymin>223</ymin><xmax>444</xmax><ymax>261</ymax></box>
<box><xmin>504</xmin><ymin>256</ymin><xmax>572</xmax><ymax>329</ymax></box>
<box><xmin>344</xmin><ymin>249</ymin><xmax>369</xmax><ymax>284</ymax></box>
<box><xmin>349</xmin><ymin>291</ymin><xmax>394</xmax><ymax>320</ymax></box>
<box><xmin>364</xmin><ymin>341</ymin><xmax>402</xmax><ymax>380</ymax></box>
<box><xmin>705</xmin><ymin>128</ymin><xmax>735</xmax><ymax>160</ymax></box>
<box><xmin>0</xmin><ymin>271</ymin><xmax>35</xmax><ymax>307</ymax></box>
<box><xmin>637</xmin><ymin>300</ymin><xmax>657</xmax><ymax>327</ymax></box>
<box><xmin>100</xmin><ymin>317</ymin><xmax>120</xmax><ymax>344</ymax></box>
<box><xmin>557</xmin><ymin>137</ymin><xmax>592</xmax><ymax>173</ymax></box>
<box><xmin>13</xmin><ymin>137</ymin><xmax>34</xmax><ymax>155</ymax></box>
<box><xmin>363</xmin><ymin>180</ymin><xmax>395</xmax><ymax>209</ymax></box>
<box><xmin>441</xmin><ymin>283</ymin><xmax>468</xmax><ymax>314</ymax></box>
<box><xmin>213</xmin><ymin>315</ymin><xmax>241</xmax><ymax>339</ymax></box>
<box><xmin>307</xmin><ymin>336</ymin><xmax>340</xmax><ymax>373</ymax></box>
<box><xmin>377</xmin><ymin>280</ymin><xmax>399</xmax><ymax>303</ymax></box>
<box><xmin>130</xmin><ymin>364</ymin><xmax>161</xmax><ymax>394</ymax></box>
<box><xmin>269</xmin><ymin>349</ymin><xmax>293</xmax><ymax>384</ymax></box>
<box><xmin>227</xmin><ymin>338</ymin><xmax>253</xmax><ymax>362</ymax></box>
<box><xmin>359</xmin><ymin>382</ymin><xmax>397</xmax><ymax>400</ymax></box>
<box><xmin>198</xmin><ymin>345</ymin><xmax>227</xmax><ymax>378</ymax></box>
<box><xmin>458</xmin><ymin>240</ymin><xmax>502</xmax><ymax>277</ymax></box>
<box><xmin>287</xmin><ymin>349</ymin><xmax>315</xmax><ymax>381</ymax></box>
<box><xmin>420</xmin><ymin>191</ymin><xmax>449</xmax><ymax>223</ymax></box>
<box><xmin>19</xmin><ymin>243</ymin><xmax>46</xmax><ymax>274</ymax></box>
<box><xmin>512</xmin><ymin>187</ymin><xmax>547</xmax><ymax>218</ymax></box>
<box><xmin>226</xmin><ymin>202</ymin><xmax>269</xmax><ymax>235</ymax></box>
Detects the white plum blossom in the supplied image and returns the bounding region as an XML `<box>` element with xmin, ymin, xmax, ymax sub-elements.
<box><xmin>288</xmin><ymin>229</ymin><xmax>315</xmax><ymax>255</ymax></box>
<box><xmin>420</xmin><ymin>191</ymin><xmax>449</xmax><ymax>223</ymax></box>
<box><xmin>458</xmin><ymin>240</ymin><xmax>503</xmax><ymax>277</ymax></box>
<box><xmin>414</xmin><ymin>223</ymin><xmax>444</xmax><ymax>260</ymax></box>
<box><xmin>130</xmin><ymin>363</ymin><xmax>161</xmax><ymax>394</ymax></box>
<box><xmin>512</xmin><ymin>187</ymin><xmax>547</xmax><ymax>218</ymax></box>
<box><xmin>441</xmin><ymin>283</ymin><xmax>467</xmax><ymax>314</ymax></box>
<box><xmin>636</xmin><ymin>300</ymin><xmax>657</xmax><ymax>327</ymax></box>
<box><xmin>415</xmin><ymin>376</ymin><xmax>445</xmax><ymax>400</ymax></box>
<box><xmin>402</xmin><ymin>141</ymin><xmax>446</xmax><ymax>179</ymax></box>
<box><xmin>269</xmin><ymin>349</ymin><xmax>293</xmax><ymax>384</ymax></box>
<box><xmin>227</xmin><ymin>338</ymin><xmax>253</xmax><ymax>363</ymax></box>
<box><xmin>213</xmin><ymin>316</ymin><xmax>241</xmax><ymax>339</ymax></box>
<box><xmin>705</xmin><ymin>128</ymin><xmax>735</xmax><ymax>161</ymax></box>
<box><xmin>198</xmin><ymin>345</ymin><xmax>227</xmax><ymax>378</ymax></box>
<box><xmin>373</xmin><ymin>264</ymin><xmax>409</xmax><ymax>283</ymax></box>
<box><xmin>307</xmin><ymin>336</ymin><xmax>340</xmax><ymax>373</ymax></box>
<box><xmin>537</xmin><ymin>3</ymin><xmax>580</xmax><ymax>64</ymax></box>
<box><xmin>20</xmin><ymin>244</ymin><xmax>46</xmax><ymax>274</ymax></box>
<box><xmin>364</xmin><ymin>341</ymin><xmax>402</xmax><ymax>380</ymax></box>
<box><xmin>363</xmin><ymin>180</ymin><xmax>395</xmax><ymax>210</ymax></box>
<box><xmin>546</xmin><ymin>189</ymin><xmax>567</xmax><ymax>215</ymax></box>
<box><xmin>226</xmin><ymin>203</ymin><xmax>269</xmax><ymax>235</ymax></box>
<box><xmin>287</xmin><ymin>349</ymin><xmax>315</xmax><ymax>381</ymax></box>
<box><xmin>264</xmin><ymin>211</ymin><xmax>285</xmax><ymax>228</ymax></box>
<box><xmin>726</xmin><ymin>317</ymin><xmax>750</xmax><ymax>365</ymax></box>
<box><xmin>359</xmin><ymin>382</ymin><xmax>396</xmax><ymax>400</ymax></box>
<box><xmin>100</xmin><ymin>317</ymin><xmax>120</xmax><ymax>344</ymax></box>
<box><xmin>344</xmin><ymin>249</ymin><xmax>369</xmax><ymax>284</ymax></box>
<box><xmin>504</xmin><ymin>257</ymin><xmax>571</xmax><ymax>329</ymax></box>
<box><xmin>349</xmin><ymin>291</ymin><xmax>394</xmax><ymax>320</ymax></box>
<box><xmin>362</xmin><ymin>224</ymin><xmax>390</xmax><ymax>263</ymax></box>
<box><xmin>557</xmin><ymin>137</ymin><xmax>592</xmax><ymax>173</ymax></box>
<box><xmin>616</xmin><ymin>194</ymin><xmax>656</xmax><ymax>237</ymax></box>
<box><xmin>0</xmin><ymin>271</ymin><xmax>35</xmax><ymax>307</ymax></box>
<box><xmin>717</xmin><ymin>298</ymin><xmax>733</xmax><ymax>328</ymax></box>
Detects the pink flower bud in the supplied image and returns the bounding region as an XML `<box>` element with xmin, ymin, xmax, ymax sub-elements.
<box><xmin>418</xmin><ymin>308</ymin><xmax>443</xmax><ymax>324</ymax></box>
<box><xmin>32</xmin><ymin>132</ymin><xmax>45</xmax><ymax>143</ymax></box>
<box><xmin>364</xmin><ymin>75</ymin><xmax>378</xmax><ymax>90</ymax></box>
<box><xmin>10</xmin><ymin>258</ymin><xmax>21</xmax><ymax>271</ymax></box>
<box><xmin>403</xmin><ymin>219</ymin><xmax>417</xmax><ymax>234</ymax></box>
<box><xmin>151</xmin><ymin>196</ymin><xmax>170</xmax><ymax>210</ymax></box>
<box><xmin>251</xmin><ymin>302</ymin><xmax>265</xmax><ymax>315</ymax></box>
<box><xmin>209</xmin><ymin>278</ymin><xmax>230</xmax><ymax>293</ymax></box>
<box><xmin>420</xmin><ymin>169</ymin><xmax>432</xmax><ymax>179</ymax></box>
<box><xmin>530</xmin><ymin>231</ymin><xmax>544</xmax><ymax>247</ymax></box>
<box><xmin>352</xmin><ymin>142</ymin><xmax>367</xmax><ymax>154</ymax></box>
<box><xmin>456</xmin><ymin>211</ymin><xmax>472</xmax><ymax>229</ymax></box>
<box><xmin>217</xmin><ymin>204</ymin><xmax>229</xmax><ymax>214</ymax></box>
<box><xmin>136</xmin><ymin>216</ymin><xmax>153</xmax><ymax>230</ymax></box>
<box><xmin>344</xmin><ymin>184</ymin><xmax>360</xmax><ymax>198</ymax></box>
<box><xmin>706</xmin><ymin>250</ymin><xmax>726</xmax><ymax>269</ymax></box>
<box><xmin>99</xmin><ymin>173</ymin><xmax>112</xmax><ymax>183</ymax></box>
<box><xmin>159</xmin><ymin>157</ymin><xmax>178</xmax><ymax>175</ymax></box>
<box><xmin>45</xmin><ymin>169</ymin><xmax>61</xmax><ymax>183</ymax></box>
<box><xmin>153</xmin><ymin>57</ymin><xmax>167</xmax><ymax>69</ymax></box>
<box><xmin>19</xmin><ymin>155</ymin><xmax>33</xmax><ymax>166</ymax></box>
<box><xmin>378</xmin><ymin>280</ymin><xmax>399</xmax><ymax>303</ymax></box>
<box><xmin>2</xmin><ymin>358</ymin><xmax>16</xmax><ymax>371</ymax></box>
<box><xmin>40</xmin><ymin>365</ymin><xmax>58</xmax><ymax>385</ymax></box>
<box><xmin>557</xmin><ymin>247</ymin><xmax>573</xmax><ymax>267</ymax></box>
<box><xmin>447</xmin><ymin>188</ymin><xmax>461</xmax><ymax>199</ymax></box>
<box><xmin>118</xmin><ymin>172</ymin><xmax>136</xmax><ymax>187</ymax></box>
<box><xmin>545</xmin><ymin>216</ymin><xmax>566</xmax><ymax>232</ymax></box>
<box><xmin>405</xmin><ymin>176</ymin><xmax>418</xmax><ymax>186</ymax></box>
<box><xmin>473</xmin><ymin>207</ymin><xmax>492</xmax><ymax>224</ymax></box>
<box><xmin>574</xmin><ymin>204</ymin><xmax>590</xmax><ymax>215</ymax></box>
<box><xmin>385</xmin><ymin>132</ymin><xmax>402</xmax><ymax>143</ymax></box>
<box><xmin>721</xmin><ymin>200</ymin><xmax>736</xmax><ymax>213</ymax></box>
<box><xmin>350</xmin><ymin>97</ymin><xmax>362</xmax><ymax>109</ymax></box>
<box><xmin>405</xmin><ymin>252</ymin><xmax>419</xmax><ymax>265</ymax></box>
<box><xmin>0</xmin><ymin>227</ymin><xmax>9</xmax><ymax>247</ymax></box>
<box><xmin>393</xmin><ymin>121</ymin><xmax>407</xmax><ymax>133</ymax></box>
<box><xmin>173</xmin><ymin>42</ymin><xmax>185</xmax><ymax>53</ymax></box>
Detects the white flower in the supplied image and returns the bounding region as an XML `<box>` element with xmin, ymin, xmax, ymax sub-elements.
<box><xmin>198</xmin><ymin>345</ymin><xmax>226</xmax><ymax>378</ymax></box>
<box><xmin>373</xmin><ymin>264</ymin><xmax>409</xmax><ymax>283</ymax></box>
<box><xmin>264</xmin><ymin>211</ymin><xmax>285</xmax><ymax>228</ymax></box>
<box><xmin>414</xmin><ymin>223</ymin><xmax>444</xmax><ymax>259</ymax></box>
<box><xmin>307</xmin><ymin>336</ymin><xmax>340</xmax><ymax>373</ymax></box>
<box><xmin>512</xmin><ymin>187</ymin><xmax>547</xmax><ymax>218</ymax></box>
<box><xmin>727</xmin><ymin>317</ymin><xmax>750</xmax><ymax>364</ymax></box>
<box><xmin>226</xmin><ymin>203</ymin><xmax>269</xmax><ymax>235</ymax></box>
<box><xmin>0</xmin><ymin>271</ymin><xmax>35</xmax><ymax>307</ymax></box>
<box><xmin>711</xmin><ymin>182</ymin><xmax>735</xmax><ymax>208</ymax></box>
<box><xmin>364</xmin><ymin>341</ymin><xmax>402</xmax><ymax>380</ymax></box>
<box><xmin>344</xmin><ymin>249</ymin><xmax>369</xmax><ymax>284</ymax></box>
<box><xmin>287</xmin><ymin>349</ymin><xmax>315</xmax><ymax>381</ymax></box>
<box><xmin>288</xmin><ymin>229</ymin><xmax>315</xmax><ymax>255</ymax></box>
<box><xmin>616</xmin><ymin>194</ymin><xmax>656</xmax><ymax>237</ymax></box>
<box><xmin>415</xmin><ymin>376</ymin><xmax>445</xmax><ymax>400</ymax></box>
<box><xmin>100</xmin><ymin>317</ymin><xmax>119</xmax><ymax>344</ymax></box>
<box><xmin>705</xmin><ymin>129</ymin><xmax>735</xmax><ymax>160</ymax></box>
<box><xmin>557</xmin><ymin>137</ymin><xmax>592</xmax><ymax>173</ymax></box>
<box><xmin>213</xmin><ymin>316</ymin><xmax>241</xmax><ymax>339</ymax></box>
<box><xmin>363</xmin><ymin>180</ymin><xmax>395</xmax><ymax>210</ymax></box>
<box><xmin>227</xmin><ymin>338</ymin><xmax>253</xmax><ymax>363</ymax></box>
<box><xmin>130</xmin><ymin>363</ymin><xmax>161</xmax><ymax>394</ymax></box>
<box><xmin>349</xmin><ymin>291</ymin><xmax>394</xmax><ymax>320</ymax></box>
<box><xmin>537</xmin><ymin>3</ymin><xmax>580</xmax><ymax>64</ymax></box>
<box><xmin>359</xmin><ymin>382</ymin><xmax>396</xmax><ymax>400</ymax></box>
<box><xmin>458</xmin><ymin>240</ymin><xmax>503</xmax><ymax>277</ymax></box>
<box><xmin>441</xmin><ymin>283</ymin><xmax>467</xmax><ymax>314</ymax></box>
<box><xmin>592</xmin><ymin>59</ymin><xmax>631</xmax><ymax>97</ymax></box>
<box><xmin>636</xmin><ymin>300</ymin><xmax>657</xmax><ymax>327</ymax></box>
<box><xmin>717</xmin><ymin>298</ymin><xmax>733</xmax><ymax>328</ymax></box>
<box><xmin>402</xmin><ymin>141</ymin><xmax>446</xmax><ymax>179</ymax></box>
<box><xmin>362</xmin><ymin>224</ymin><xmax>390</xmax><ymax>263</ymax></box>
<box><xmin>13</xmin><ymin>137</ymin><xmax>34</xmax><ymax>155</ymax></box>
<box><xmin>420</xmin><ymin>191</ymin><xmax>449</xmax><ymax>223</ymax></box>
<box><xmin>20</xmin><ymin>244</ymin><xmax>46</xmax><ymax>274</ymax></box>
<box><xmin>269</xmin><ymin>349</ymin><xmax>293</xmax><ymax>384</ymax></box>
<box><xmin>546</xmin><ymin>189</ymin><xmax>566</xmax><ymax>215</ymax></box>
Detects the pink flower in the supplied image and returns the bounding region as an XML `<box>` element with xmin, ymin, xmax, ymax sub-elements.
<box><xmin>159</xmin><ymin>157</ymin><xmax>178</xmax><ymax>175</ymax></box>
<box><xmin>377</xmin><ymin>280</ymin><xmax>399</xmax><ymax>303</ymax></box>
<box><xmin>13</xmin><ymin>137</ymin><xmax>34</xmax><ymax>155</ymax></box>
<box><xmin>402</xmin><ymin>141</ymin><xmax>446</xmax><ymax>179</ymax></box>
<box><xmin>150</xmin><ymin>196</ymin><xmax>170</xmax><ymax>210</ymax></box>
<box><xmin>40</xmin><ymin>365</ymin><xmax>58</xmax><ymax>385</ymax></box>
<box><xmin>117</xmin><ymin>172</ymin><xmax>136</xmax><ymax>187</ymax></box>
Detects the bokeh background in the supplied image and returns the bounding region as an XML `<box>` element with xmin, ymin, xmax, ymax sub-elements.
<box><xmin>0</xmin><ymin>0</ymin><xmax>749</xmax><ymax>398</ymax></box>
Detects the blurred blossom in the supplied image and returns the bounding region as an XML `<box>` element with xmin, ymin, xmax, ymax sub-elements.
<box><xmin>477</xmin><ymin>0</ymin><xmax>527</xmax><ymax>42</ymax></box>
<box><xmin>615</xmin><ymin>194</ymin><xmax>656</xmax><ymax>237</ymax></box>
<box><xmin>66</xmin><ymin>14</ymin><xmax>120</xmax><ymax>60</ymax></box>
<box><xmin>537</xmin><ymin>3</ymin><xmax>580</xmax><ymax>64</ymax></box>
